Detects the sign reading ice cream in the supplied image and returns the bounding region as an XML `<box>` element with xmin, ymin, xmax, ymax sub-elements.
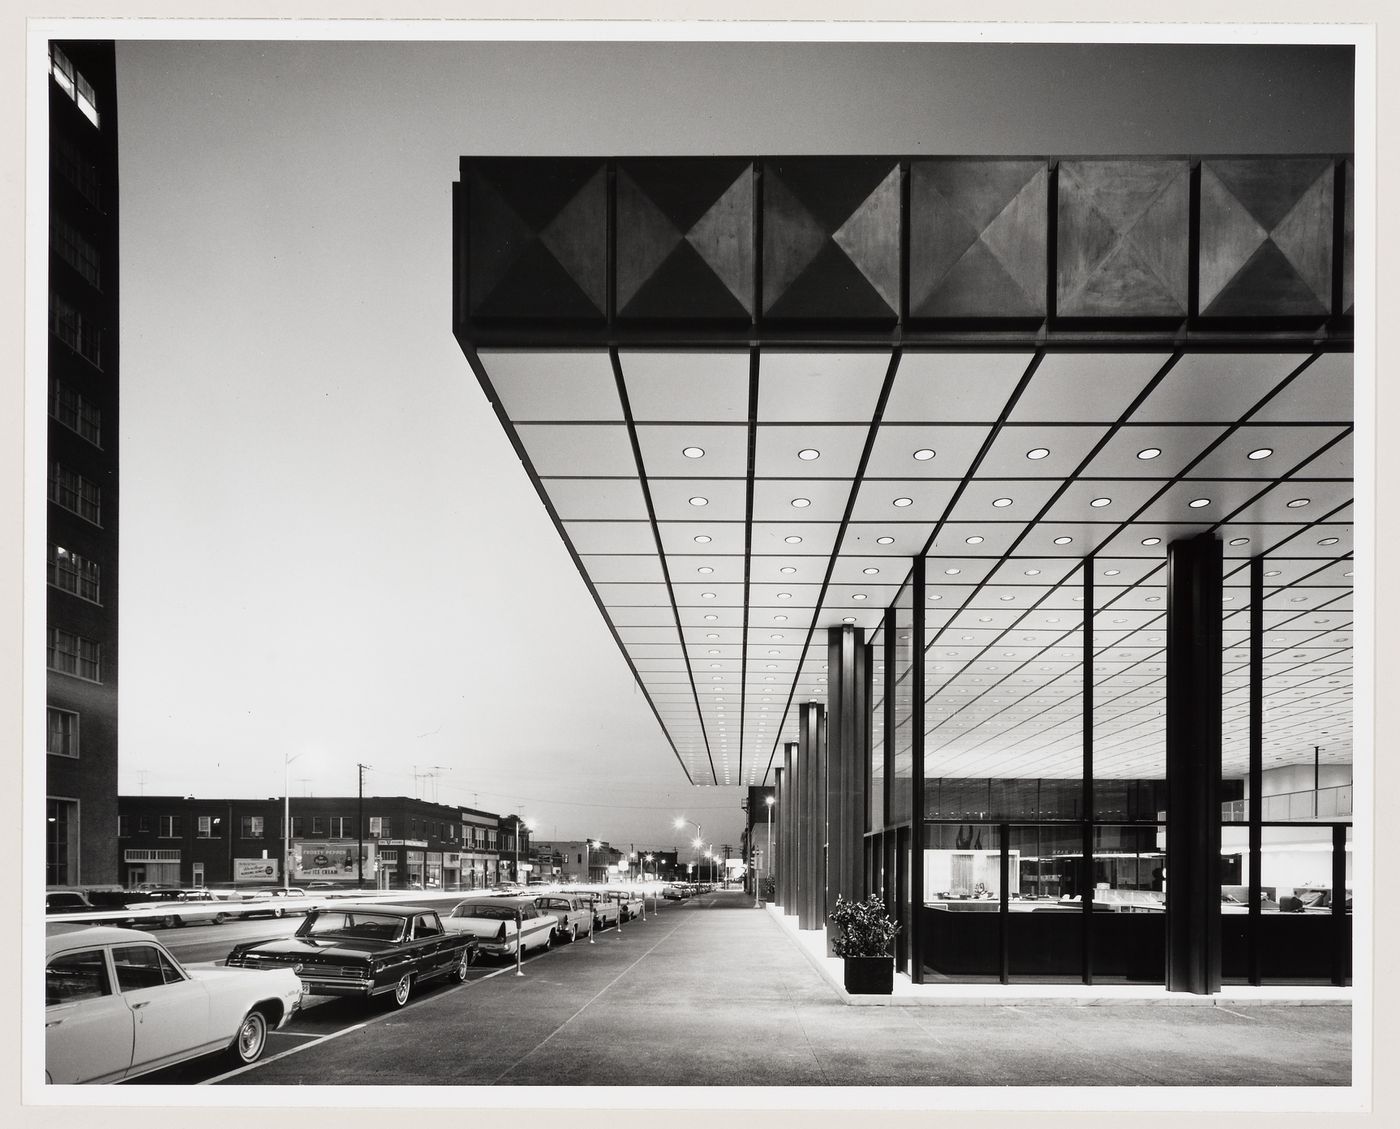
<box><xmin>290</xmin><ymin>841</ymin><xmax>376</xmax><ymax>880</ymax></box>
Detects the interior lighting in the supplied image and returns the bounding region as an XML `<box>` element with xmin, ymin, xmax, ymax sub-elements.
<box><xmin>1287</xmin><ymin>498</ymin><xmax>1311</xmax><ymax>508</ymax></box>
<box><xmin>1317</xmin><ymin>536</ymin><xmax>1340</xmax><ymax>545</ymax></box>
<box><xmin>945</xmin><ymin>567</ymin><xmax>961</xmax><ymax>575</ymax></box>
<box><xmin>697</xmin><ymin>566</ymin><xmax>713</xmax><ymax>574</ymax></box>
<box><xmin>852</xmin><ymin>593</ymin><xmax>867</xmax><ymax>601</ymax></box>
<box><xmin>784</xmin><ymin>535</ymin><xmax>803</xmax><ymax>544</ymax></box>
<box><xmin>1141</xmin><ymin>537</ymin><xmax>1162</xmax><ymax>546</ymax></box>
<box><xmin>773</xmin><ymin>615</ymin><xmax>787</xmax><ymax>622</ymax></box>
<box><xmin>797</xmin><ymin>449</ymin><xmax>821</xmax><ymax>461</ymax></box>
<box><xmin>1137</xmin><ymin>448</ymin><xmax>1162</xmax><ymax>460</ymax></box>
<box><xmin>683</xmin><ymin>447</ymin><xmax>705</xmax><ymax>459</ymax></box>
<box><xmin>704</xmin><ymin>614</ymin><xmax>718</xmax><ymax>621</ymax></box>
<box><xmin>1026</xmin><ymin>448</ymin><xmax>1051</xmax><ymax>460</ymax></box>
<box><xmin>993</xmin><ymin>497</ymin><xmax>1013</xmax><ymax>508</ymax></box>
<box><xmin>965</xmin><ymin>536</ymin><xmax>984</xmax><ymax>545</ymax></box>
<box><xmin>689</xmin><ymin>497</ymin><xmax>711</xmax><ymax>508</ymax></box>
<box><xmin>1053</xmin><ymin>536</ymin><xmax>1073</xmax><ymax>545</ymax></box>
<box><xmin>706</xmin><ymin>633</ymin><xmax>719</xmax><ymax>639</ymax></box>
<box><xmin>876</xmin><ymin>536</ymin><xmax>895</xmax><ymax>545</ymax></box>
<box><xmin>1247</xmin><ymin>448</ymin><xmax>1273</xmax><ymax>460</ymax></box>
<box><xmin>913</xmin><ymin>449</ymin><xmax>936</xmax><ymax>461</ymax></box>
<box><xmin>863</xmin><ymin>567</ymin><xmax>880</xmax><ymax>574</ymax></box>
<box><xmin>843</xmin><ymin>617</ymin><xmax>857</xmax><ymax>624</ymax></box>
<box><xmin>999</xmin><ymin>595</ymin><xmax>1015</xmax><ymax>601</ymax></box>
<box><xmin>928</xmin><ymin>593</ymin><xmax>942</xmax><ymax>600</ymax></box>
<box><xmin>1090</xmin><ymin>497</ymin><xmax>1112</xmax><ymax>508</ymax></box>
<box><xmin>1104</xmin><ymin>569</ymin><xmax>1120</xmax><ymax>576</ymax></box>
<box><xmin>1024</xmin><ymin>568</ymin><xmax>1041</xmax><ymax>576</ymax></box>
<box><xmin>770</xmin><ymin>634</ymin><xmax>784</xmax><ymax>640</ymax></box>
<box><xmin>1228</xmin><ymin>537</ymin><xmax>1250</xmax><ymax>546</ymax></box>
<box><xmin>791</xmin><ymin>498</ymin><xmax>811</xmax><ymax>508</ymax></box>
<box><xmin>893</xmin><ymin>497</ymin><xmax>913</xmax><ymax>507</ymax></box>
<box><xmin>693</xmin><ymin>535</ymin><xmax>712</xmax><ymax>544</ymax></box>
<box><xmin>1188</xmin><ymin>498</ymin><xmax>1211</xmax><ymax>508</ymax></box>
<box><xmin>776</xmin><ymin>592</ymin><xmax>791</xmax><ymax>600</ymax></box>
<box><xmin>701</xmin><ymin>592</ymin><xmax>717</xmax><ymax>599</ymax></box>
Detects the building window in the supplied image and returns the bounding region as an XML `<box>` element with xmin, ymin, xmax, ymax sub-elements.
<box><xmin>369</xmin><ymin>816</ymin><xmax>384</xmax><ymax>837</ymax></box>
<box><xmin>327</xmin><ymin>816</ymin><xmax>349</xmax><ymax>837</ymax></box>
<box><xmin>196</xmin><ymin>816</ymin><xmax>213</xmax><ymax>839</ymax></box>
<box><xmin>53</xmin><ymin>135</ymin><xmax>101</xmax><ymax>209</ymax></box>
<box><xmin>47</xmin><ymin>627</ymin><xmax>100</xmax><ymax>682</ymax></box>
<box><xmin>49</xmin><ymin>379</ymin><xmax>103</xmax><ymax>447</ymax></box>
<box><xmin>137</xmin><ymin>815</ymin><xmax>150</xmax><ymax>835</ymax></box>
<box><xmin>47</xmin><ymin>543</ymin><xmax>100</xmax><ymax>603</ymax></box>
<box><xmin>239</xmin><ymin>815</ymin><xmax>264</xmax><ymax>839</ymax></box>
<box><xmin>49</xmin><ymin>291</ymin><xmax>102</xmax><ymax>368</ymax></box>
<box><xmin>47</xmin><ymin>798</ymin><xmax>78</xmax><ymax>885</ymax></box>
<box><xmin>47</xmin><ymin>462</ymin><xmax>101</xmax><ymax>525</ymax></box>
<box><xmin>289</xmin><ymin>815</ymin><xmax>305</xmax><ymax>838</ymax></box>
<box><xmin>50</xmin><ymin>45</ymin><xmax>100</xmax><ymax>128</ymax></box>
<box><xmin>51</xmin><ymin>216</ymin><xmax>101</xmax><ymax>289</ymax></box>
<box><xmin>117</xmin><ymin>814</ymin><xmax>129</xmax><ymax>838</ymax></box>
<box><xmin>158</xmin><ymin>815</ymin><xmax>181</xmax><ymax>839</ymax></box>
<box><xmin>46</xmin><ymin>707</ymin><xmax>79</xmax><ymax>758</ymax></box>
<box><xmin>311</xmin><ymin>816</ymin><xmax>325</xmax><ymax>837</ymax></box>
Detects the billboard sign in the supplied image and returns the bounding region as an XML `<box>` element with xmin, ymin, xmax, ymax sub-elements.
<box><xmin>290</xmin><ymin>841</ymin><xmax>376</xmax><ymax>881</ymax></box>
<box><xmin>233</xmin><ymin>858</ymin><xmax>280</xmax><ymax>884</ymax></box>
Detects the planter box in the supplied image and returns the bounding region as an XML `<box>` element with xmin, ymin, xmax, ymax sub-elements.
<box><xmin>842</xmin><ymin>955</ymin><xmax>894</xmax><ymax>995</ymax></box>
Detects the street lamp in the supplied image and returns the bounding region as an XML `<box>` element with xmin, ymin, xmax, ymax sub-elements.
<box><xmin>513</xmin><ymin>816</ymin><xmax>534</xmax><ymax>884</ymax></box>
<box><xmin>762</xmin><ymin>794</ymin><xmax>775</xmax><ymax>907</ymax></box>
<box><xmin>283</xmin><ymin>752</ymin><xmax>304</xmax><ymax>893</ymax></box>
<box><xmin>674</xmin><ymin>818</ymin><xmax>702</xmax><ymax>879</ymax></box>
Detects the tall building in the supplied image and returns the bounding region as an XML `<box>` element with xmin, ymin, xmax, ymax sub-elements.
<box><xmin>46</xmin><ymin>41</ymin><xmax>119</xmax><ymax>888</ymax></box>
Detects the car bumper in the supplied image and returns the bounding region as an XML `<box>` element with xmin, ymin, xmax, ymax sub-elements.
<box><xmin>294</xmin><ymin>975</ymin><xmax>375</xmax><ymax>998</ymax></box>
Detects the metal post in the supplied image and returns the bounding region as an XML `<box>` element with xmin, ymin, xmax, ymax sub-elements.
<box><xmin>588</xmin><ymin>893</ymin><xmax>596</xmax><ymax>944</ymax></box>
<box><xmin>910</xmin><ymin>556</ymin><xmax>927</xmax><ymax>984</ymax></box>
<box><xmin>1332</xmin><ymin>823</ymin><xmax>1348</xmax><ymax>986</ymax></box>
<box><xmin>1249</xmin><ymin>555</ymin><xmax>1263</xmax><ymax>986</ymax></box>
<box><xmin>515</xmin><ymin>907</ymin><xmax>524</xmax><ymax>976</ymax></box>
<box><xmin>1082</xmin><ymin>560</ymin><xmax>1095</xmax><ymax>985</ymax></box>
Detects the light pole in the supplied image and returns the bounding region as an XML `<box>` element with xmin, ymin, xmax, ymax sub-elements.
<box><xmin>283</xmin><ymin>752</ymin><xmax>304</xmax><ymax>893</ymax></box>
<box><xmin>674</xmin><ymin>818</ymin><xmax>701</xmax><ymax>884</ymax></box>
<box><xmin>513</xmin><ymin>816</ymin><xmax>533</xmax><ymax>884</ymax></box>
<box><xmin>586</xmin><ymin>840</ymin><xmax>601</xmax><ymax>944</ymax></box>
<box><xmin>764</xmin><ymin>794</ymin><xmax>775</xmax><ymax>907</ymax></box>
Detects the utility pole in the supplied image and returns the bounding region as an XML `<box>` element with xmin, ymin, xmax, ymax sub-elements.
<box><xmin>357</xmin><ymin>763</ymin><xmax>371</xmax><ymax>889</ymax></box>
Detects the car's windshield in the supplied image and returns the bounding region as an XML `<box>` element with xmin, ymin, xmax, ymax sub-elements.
<box><xmin>452</xmin><ymin>904</ymin><xmax>519</xmax><ymax>920</ymax></box>
<box><xmin>298</xmin><ymin>911</ymin><xmax>404</xmax><ymax>940</ymax></box>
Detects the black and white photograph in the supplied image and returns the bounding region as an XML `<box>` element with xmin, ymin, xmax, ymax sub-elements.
<box><xmin>17</xmin><ymin>7</ymin><xmax>1383</xmax><ymax>1115</ymax></box>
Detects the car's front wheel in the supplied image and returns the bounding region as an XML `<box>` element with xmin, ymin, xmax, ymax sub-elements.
<box><xmin>229</xmin><ymin>1009</ymin><xmax>269</xmax><ymax>1066</ymax></box>
<box><xmin>390</xmin><ymin>973</ymin><xmax>413</xmax><ymax>1008</ymax></box>
<box><xmin>454</xmin><ymin>949</ymin><xmax>471</xmax><ymax>982</ymax></box>
<box><xmin>272</xmin><ymin>907</ymin><xmax>286</xmax><ymax>919</ymax></box>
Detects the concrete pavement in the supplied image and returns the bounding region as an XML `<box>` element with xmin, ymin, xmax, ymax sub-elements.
<box><xmin>224</xmin><ymin>890</ymin><xmax>1351</xmax><ymax>1087</ymax></box>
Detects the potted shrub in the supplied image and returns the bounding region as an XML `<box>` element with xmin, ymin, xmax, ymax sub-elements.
<box><xmin>829</xmin><ymin>894</ymin><xmax>900</xmax><ymax>994</ymax></box>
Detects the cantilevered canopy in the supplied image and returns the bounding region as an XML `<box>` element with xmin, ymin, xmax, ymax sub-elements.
<box><xmin>453</xmin><ymin>157</ymin><xmax>1354</xmax><ymax>789</ymax></box>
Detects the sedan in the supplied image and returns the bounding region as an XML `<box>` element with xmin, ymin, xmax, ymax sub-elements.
<box><xmin>46</xmin><ymin>923</ymin><xmax>302</xmax><ymax>1084</ymax></box>
<box><xmin>443</xmin><ymin>897</ymin><xmax>556</xmax><ymax>958</ymax></box>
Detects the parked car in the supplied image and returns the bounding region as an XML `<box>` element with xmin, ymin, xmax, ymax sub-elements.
<box><xmin>607</xmin><ymin>888</ymin><xmax>645</xmax><ymax>921</ymax></box>
<box><xmin>490</xmin><ymin>882</ymin><xmax>527</xmax><ymax>896</ymax></box>
<box><xmin>443</xmin><ymin>896</ymin><xmax>557</xmax><ymax>958</ymax></box>
<box><xmin>576</xmin><ymin>889</ymin><xmax>621</xmax><ymax>929</ymax></box>
<box><xmin>233</xmin><ymin>886</ymin><xmax>309</xmax><ymax>920</ymax></box>
<box><xmin>532</xmin><ymin>893</ymin><xmax>594</xmax><ymax>943</ymax></box>
<box><xmin>660</xmin><ymin>883</ymin><xmax>688</xmax><ymax>900</ymax></box>
<box><xmin>47</xmin><ymin>891</ymin><xmax>97</xmax><ymax>914</ymax></box>
<box><xmin>122</xmin><ymin>889</ymin><xmax>238</xmax><ymax>929</ymax></box>
<box><xmin>225</xmin><ymin>904</ymin><xmax>475</xmax><ymax>1009</ymax></box>
<box><xmin>46</xmin><ymin>923</ymin><xmax>301</xmax><ymax>1083</ymax></box>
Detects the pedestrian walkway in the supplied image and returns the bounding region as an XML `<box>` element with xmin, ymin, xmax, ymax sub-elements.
<box><xmin>226</xmin><ymin>890</ymin><xmax>1351</xmax><ymax>1088</ymax></box>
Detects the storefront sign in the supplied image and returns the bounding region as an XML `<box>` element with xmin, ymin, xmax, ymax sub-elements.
<box><xmin>233</xmin><ymin>858</ymin><xmax>280</xmax><ymax>883</ymax></box>
<box><xmin>289</xmin><ymin>841</ymin><xmax>376</xmax><ymax>880</ymax></box>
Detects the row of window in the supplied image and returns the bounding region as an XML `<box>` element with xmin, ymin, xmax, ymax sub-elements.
<box><xmin>50</xmin><ymin>45</ymin><xmax>99</xmax><ymax>128</ymax></box>
<box><xmin>115</xmin><ymin>812</ymin><xmax>502</xmax><ymax>845</ymax></box>
<box><xmin>47</xmin><ymin>627</ymin><xmax>100</xmax><ymax>682</ymax></box>
<box><xmin>50</xmin><ymin>379</ymin><xmax>103</xmax><ymax>447</ymax></box>
<box><xmin>50</xmin><ymin>292</ymin><xmax>102</xmax><ymax>369</ymax></box>
<box><xmin>51</xmin><ymin>215</ymin><xmax>101</xmax><ymax>290</ymax></box>
<box><xmin>48</xmin><ymin>461</ymin><xmax>101</xmax><ymax>525</ymax></box>
<box><xmin>48</xmin><ymin>543</ymin><xmax>100</xmax><ymax>603</ymax></box>
<box><xmin>53</xmin><ymin>135</ymin><xmax>102</xmax><ymax>210</ymax></box>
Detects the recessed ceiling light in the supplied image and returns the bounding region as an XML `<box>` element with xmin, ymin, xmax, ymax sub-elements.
<box><xmin>1141</xmin><ymin>537</ymin><xmax>1162</xmax><ymax>546</ymax></box>
<box><xmin>1247</xmin><ymin>448</ymin><xmax>1273</xmax><ymax>461</ymax></box>
<box><xmin>862</xmin><ymin>567</ymin><xmax>880</xmax><ymax>575</ymax></box>
<box><xmin>1145</xmin><ymin>595</ymin><xmax>1160</xmax><ymax>602</ymax></box>
<box><xmin>999</xmin><ymin>595</ymin><xmax>1015</xmax><ymax>602</ymax></box>
<box><xmin>770</xmin><ymin>634</ymin><xmax>784</xmax><ymax>640</ymax></box>
<box><xmin>1024</xmin><ymin>568</ymin><xmax>1041</xmax><ymax>576</ymax></box>
<box><xmin>701</xmin><ymin>592</ymin><xmax>717</xmax><ymax>599</ymax></box>
<box><xmin>697</xmin><ymin>566</ymin><xmax>713</xmax><ymax>574</ymax></box>
<box><xmin>1053</xmin><ymin>536</ymin><xmax>1073</xmax><ymax>545</ymax></box>
<box><xmin>1104</xmin><ymin>569</ymin><xmax>1120</xmax><ymax>576</ymax></box>
<box><xmin>706</xmin><ymin>633</ymin><xmax>719</xmax><ymax>639</ymax></box>
<box><xmin>1228</xmin><ymin>537</ymin><xmax>1250</xmax><ymax>546</ymax></box>
<box><xmin>911</xmin><ymin>449</ymin><xmax>937</xmax><ymax>463</ymax></box>
<box><xmin>704</xmin><ymin>614</ymin><xmax>718</xmax><ymax>621</ymax></box>
<box><xmin>774</xmin><ymin>615</ymin><xmax>788</xmax><ymax>622</ymax></box>
<box><xmin>1317</xmin><ymin>537</ymin><xmax>1339</xmax><ymax>546</ymax></box>
<box><xmin>1287</xmin><ymin>498</ymin><xmax>1311</xmax><ymax>508</ymax></box>
<box><xmin>1188</xmin><ymin>498</ymin><xmax>1211</xmax><ymax>508</ymax></box>
<box><xmin>965</xmin><ymin>536</ymin><xmax>984</xmax><ymax>545</ymax></box>
<box><xmin>876</xmin><ymin>536</ymin><xmax>895</xmax><ymax>545</ymax></box>
<box><xmin>1090</xmin><ymin>497</ymin><xmax>1112</xmax><ymax>508</ymax></box>
<box><xmin>776</xmin><ymin>592</ymin><xmax>791</xmax><ymax>600</ymax></box>
<box><xmin>993</xmin><ymin>497</ymin><xmax>1013</xmax><ymax>508</ymax></box>
<box><xmin>797</xmin><ymin>449</ymin><xmax>821</xmax><ymax>461</ymax></box>
<box><xmin>1137</xmin><ymin>448</ymin><xmax>1162</xmax><ymax>460</ymax></box>
<box><xmin>780</xmin><ymin>566</ymin><xmax>797</xmax><ymax>574</ymax></box>
<box><xmin>852</xmin><ymin>593</ymin><xmax>867</xmax><ymax>601</ymax></box>
<box><xmin>689</xmin><ymin>496</ymin><xmax>709</xmax><ymax>507</ymax></box>
<box><xmin>1344</xmin><ymin>570</ymin><xmax>1353</xmax><ymax>577</ymax></box>
<box><xmin>693</xmin><ymin>535</ymin><xmax>712</xmax><ymax>544</ymax></box>
<box><xmin>791</xmin><ymin>498</ymin><xmax>811</xmax><ymax>509</ymax></box>
<box><xmin>708</xmin><ymin>649</ymin><xmax>720</xmax><ymax>655</ymax></box>
<box><xmin>682</xmin><ymin>447</ymin><xmax>706</xmax><ymax>459</ymax></box>
<box><xmin>893</xmin><ymin>497</ymin><xmax>913</xmax><ymax>507</ymax></box>
<box><xmin>928</xmin><ymin>594</ymin><xmax>942</xmax><ymax>601</ymax></box>
<box><xmin>1026</xmin><ymin>448</ymin><xmax>1051</xmax><ymax>460</ymax></box>
<box><xmin>1264</xmin><ymin>570</ymin><xmax>1281</xmax><ymax>577</ymax></box>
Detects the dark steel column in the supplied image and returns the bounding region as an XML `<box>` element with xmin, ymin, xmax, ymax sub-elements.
<box><xmin>782</xmin><ymin>740</ymin><xmax>797</xmax><ymax>912</ymax></box>
<box><xmin>883</xmin><ymin>618</ymin><xmax>896</xmax><ymax>828</ymax></box>
<box><xmin>772</xmin><ymin>766</ymin><xmax>784</xmax><ymax>908</ymax></box>
<box><xmin>910</xmin><ymin>557</ymin><xmax>927</xmax><ymax>984</ymax></box>
<box><xmin>1082</xmin><ymin>560</ymin><xmax>1095</xmax><ymax>984</ymax></box>
<box><xmin>797</xmin><ymin>702</ymin><xmax>826</xmax><ymax>930</ymax></box>
<box><xmin>824</xmin><ymin>625</ymin><xmax>869</xmax><ymax>950</ymax></box>
<box><xmin>1248</xmin><ymin>556</ymin><xmax>1264</xmax><ymax>985</ymax></box>
<box><xmin>1165</xmin><ymin>533</ymin><xmax>1223</xmax><ymax>994</ymax></box>
<box><xmin>1331</xmin><ymin>824</ymin><xmax>1348</xmax><ymax>986</ymax></box>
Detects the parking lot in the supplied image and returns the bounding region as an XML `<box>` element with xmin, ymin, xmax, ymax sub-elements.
<box><xmin>111</xmin><ymin>889</ymin><xmax>1354</xmax><ymax>1089</ymax></box>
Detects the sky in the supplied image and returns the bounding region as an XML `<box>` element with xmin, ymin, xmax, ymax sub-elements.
<box><xmin>110</xmin><ymin>37</ymin><xmax>1355</xmax><ymax>852</ymax></box>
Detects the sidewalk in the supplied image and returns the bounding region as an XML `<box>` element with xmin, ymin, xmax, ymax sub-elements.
<box><xmin>227</xmin><ymin>890</ymin><xmax>1351</xmax><ymax>1088</ymax></box>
